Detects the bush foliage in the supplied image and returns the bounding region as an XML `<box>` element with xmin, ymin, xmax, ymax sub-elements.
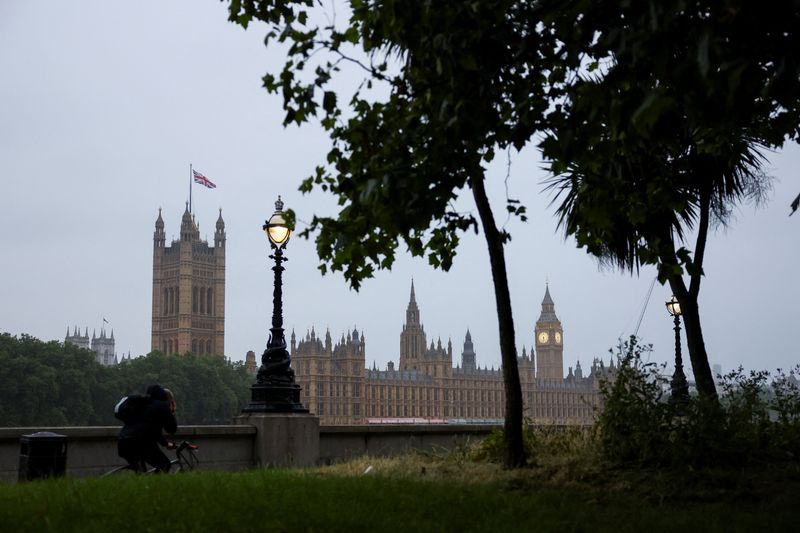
<box><xmin>0</xmin><ymin>333</ymin><xmax>253</xmax><ymax>426</ymax></box>
<box><xmin>472</xmin><ymin>336</ymin><xmax>800</xmax><ymax>470</ymax></box>
<box><xmin>596</xmin><ymin>337</ymin><xmax>800</xmax><ymax>468</ymax></box>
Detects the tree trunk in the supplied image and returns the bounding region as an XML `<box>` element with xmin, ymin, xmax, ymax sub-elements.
<box><xmin>470</xmin><ymin>175</ymin><xmax>526</xmax><ymax>468</ymax></box>
<box><xmin>667</xmin><ymin>274</ymin><xmax>718</xmax><ymax>400</ymax></box>
<box><xmin>662</xmin><ymin>185</ymin><xmax>717</xmax><ymax>401</ymax></box>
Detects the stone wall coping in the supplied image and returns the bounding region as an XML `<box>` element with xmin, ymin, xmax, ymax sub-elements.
<box><xmin>0</xmin><ymin>424</ymin><xmax>256</xmax><ymax>442</ymax></box>
<box><xmin>319</xmin><ymin>424</ymin><xmax>499</xmax><ymax>434</ymax></box>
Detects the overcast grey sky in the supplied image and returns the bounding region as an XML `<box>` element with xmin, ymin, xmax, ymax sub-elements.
<box><xmin>1</xmin><ymin>1</ymin><xmax>798</xmax><ymax>379</ymax></box>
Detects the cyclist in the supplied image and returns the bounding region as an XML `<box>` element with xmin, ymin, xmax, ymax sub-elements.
<box><xmin>117</xmin><ymin>384</ymin><xmax>178</xmax><ymax>473</ymax></box>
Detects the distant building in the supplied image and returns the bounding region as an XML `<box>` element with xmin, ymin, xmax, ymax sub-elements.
<box><xmin>64</xmin><ymin>326</ymin><xmax>118</xmax><ymax>366</ymax></box>
<box><xmin>289</xmin><ymin>282</ymin><xmax>605</xmax><ymax>426</ymax></box>
<box><xmin>245</xmin><ymin>350</ymin><xmax>257</xmax><ymax>374</ymax></box>
<box><xmin>151</xmin><ymin>205</ymin><xmax>226</xmax><ymax>356</ymax></box>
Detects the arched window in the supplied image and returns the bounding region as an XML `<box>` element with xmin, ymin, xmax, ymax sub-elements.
<box><xmin>162</xmin><ymin>340</ymin><xmax>167</xmax><ymax>353</ymax></box>
<box><xmin>206</xmin><ymin>340</ymin><xmax>212</xmax><ymax>354</ymax></box>
<box><xmin>163</xmin><ymin>288</ymin><xmax>168</xmax><ymax>314</ymax></box>
<box><xmin>192</xmin><ymin>339</ymin><xmax>197</xmax><ymax>354</ymax></box>
<box><xmin>175</xmin><ymin>288</ymin><xmax>179</xmax><ymax>314</ymax></box>
<box><xmin>168</xmin><ymin>339</ymin><xmax>173</xmax><ymax>354</ymax></box>
<box><xmin>207</xmin><ymin>288</ymin><xmax>213</xmax><ymax>316</ymax></box>
<box><xmin>192</xmin><ymin>287</ymin><xmax>198</xmax><ymax>313</ymax></box>
<box><xmin>198</xmin><ymin>340</ymin><xmax>204</xmax><ymax>354</ymax></box>
<box><xmin>199</xmin><ymin>287</ymin><xmax>205</xmax><ymax>314</ymax></box>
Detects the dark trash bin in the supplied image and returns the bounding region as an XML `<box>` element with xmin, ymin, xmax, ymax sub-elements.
<box><xmin>19</xmin><ymin>432</ymin><xmax>68</xmax><ymax>481</ymax></box>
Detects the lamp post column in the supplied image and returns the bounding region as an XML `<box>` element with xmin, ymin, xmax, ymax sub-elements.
<box><xmin>243</xmin><ymin>197</ymin><xmax>308</xmax><ymax>414</ymax></box>
<box><xmin>666</xmin><ymin>296</ymin><xmax>690</xmax><ymax>406</ymax></box>
<box><xmin>268</xmin><ymin>245</ymin><xmax>285</xmax><ymax>348</ymax></box>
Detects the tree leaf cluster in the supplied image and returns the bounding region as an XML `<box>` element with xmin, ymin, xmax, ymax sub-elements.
<box><xmin>0</xmin><ymin>333</ymin><xmax>252</xmax><ymax>427</ymax></box>
<box><xmin>227</xmin><ymin>0</ymin><xmax>555</xmax><ymax>288</ymax></box>
<box><xmin>542</xmin><ymin>0</ymin><xmax>796</xmax><ymax>280</ymax></box>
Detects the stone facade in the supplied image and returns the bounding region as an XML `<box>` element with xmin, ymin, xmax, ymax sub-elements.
<box><xmin>64</xmin><ymin>326</ymin><xmax>118</xmax><ymax>366</ymax></box>
<box><xmin>291</xmin><ymin>283</ymin><xmax>605</xmax><ymax>426</ymax></box>
<box><xmin>151</xmin><ymin>205</ymin><xmax>226</xmax><ymax>356</ymax></box>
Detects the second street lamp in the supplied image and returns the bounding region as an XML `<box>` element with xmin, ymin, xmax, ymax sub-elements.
<box><xmin>243</xmin><ymin>196</ymin><xmax>308</xmax><ymax>413</ymax></box>
<box><xmin>666</xmin><ymin>295</ymin><xmax>690</xmax><ymax>405</ymax></box>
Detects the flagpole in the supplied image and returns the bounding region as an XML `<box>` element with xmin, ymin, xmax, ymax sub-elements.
<box><xmin>189</xmin><ymin>163</ymin><xmax>193</xmax><ymax>214</ymax></box>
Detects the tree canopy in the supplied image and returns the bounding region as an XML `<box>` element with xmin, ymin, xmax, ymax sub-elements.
<box><xmin>0</xmin><ymin>333</ymin><xmax>252</xmax><ymax>426</ymax></box>
<box><xmin>540</xmin><ymin>0</ymin><xmax>799</xmax><ymax>397</ymax></box>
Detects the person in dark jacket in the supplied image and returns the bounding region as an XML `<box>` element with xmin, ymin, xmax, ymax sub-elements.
<box><xmin>117</xmin><ymin>384</ymin><xmax>178</xmax><ymax>472</ymax></box>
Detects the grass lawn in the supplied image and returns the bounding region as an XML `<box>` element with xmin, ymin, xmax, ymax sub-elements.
<box><xmin>1</xmin><ymin>454</ymin><xmax>799</xmax><ymax>532</ymax></box>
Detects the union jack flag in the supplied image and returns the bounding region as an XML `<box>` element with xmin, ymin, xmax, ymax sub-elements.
<box><xmin>192</xmin><ymin>169</ymin><xmax>216</xmax><ymax>189</ymax></box>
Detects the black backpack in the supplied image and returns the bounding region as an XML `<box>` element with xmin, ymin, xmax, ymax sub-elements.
<box><xmin>114</xmin><ymin>394</ymin><xmax>151</xmax><ymax>423</ymax></box>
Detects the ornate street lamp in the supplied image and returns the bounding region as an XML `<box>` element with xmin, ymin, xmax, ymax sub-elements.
<box><xmin>666</xmin><ymin>295</ymin><xmax>690</xmax><ymax>405</ymax></box>
<box><xmin>243</xmin><ymin>197</ymin><xmax>308</xmax><ymax>413</ymax></box>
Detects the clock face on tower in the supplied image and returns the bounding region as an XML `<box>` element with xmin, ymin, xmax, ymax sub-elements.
<box><xmin>537</xmin><ymin>331</ymin><xmax>549</xmax><ymax>344</ymax></box>
<box><xmin>555</xmin><ymin>332</ymin><xmax>562</xmax><ymax>344</ymax></box>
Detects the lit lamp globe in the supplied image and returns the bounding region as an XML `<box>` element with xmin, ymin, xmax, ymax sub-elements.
<box><xmin>665</xmin><ymin>295</ymin><xmax>682</xmax><ymax>317</ymax></box>
<box><xmin>264</xmin><ymin>197</ymin><xmax>291</xmax><ymax>246</ymax></box>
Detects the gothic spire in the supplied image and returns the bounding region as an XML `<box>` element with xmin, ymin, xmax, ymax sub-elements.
<box><xmin>405</xmin><ymin>279</ymin><xmax>420</xmax><ymax>326</ymax></box>
<box><xmin>542</xmin><ymin>283</ymin><xmax>554</xmax><ymax>306</ymax></box>
<box><xmin>537</xmin><ymin>283</ymin><xmax>559</xmax><ymax>323</ymax></box>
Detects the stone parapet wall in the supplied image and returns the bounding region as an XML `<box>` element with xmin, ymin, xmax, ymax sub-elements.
<box><xmin>319</xmin><ymin>424</ymin><xmax>496</xmax><ymax>464</ymax></box>
<box><xmin>0</xmin><ymin>423</ymin><xmax>499</xmax><ymax>482</ymax></box>
<box><xmin>0</xmin><ymin>425</ymin><xmax>256</xmax><ymax>482</ymax></box>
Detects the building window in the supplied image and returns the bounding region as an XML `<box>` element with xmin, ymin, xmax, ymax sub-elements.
<box><xmin>353</xmin><ymin>403</ymin><xmax>360</xmax><ymax>416</ymax></box>
<box><xmin>193</xmin><ymin>287</ymin><xmax>198</xmax><ymax>313</ymax></box>
<box><xmin>192</xmin><ymin>339</ymin><xmax>198</xmax><ymax>353</ymax></box>
<box><xmin>207</xmin><ymin>288</ymin><xmax>213</xmax><ymax>316</ymax></box>
<box><xmin>206</xmin><ymin>340</ymin><xmax>212</xmax><ymax>354</ymax></box>
<box><xmin>317</xmin><ymin>383</ymin><xmax>325</xmax><ymax>397</ymax></box>
<box><xmin>353</xmin><ymin>383</ymin><xmax>361</xmax><ymax>398</ymax></box>
<box><xmin>317</xmin><ymin>403</ymin><xmax>324</xmax><ymax>415</ymax></box>
<box><xmin>199</xmin><ymin>287</ymin><xmax>205</xmax><ymax>314</ymax></box>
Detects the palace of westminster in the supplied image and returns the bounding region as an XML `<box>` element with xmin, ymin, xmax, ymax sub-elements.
<box><xmin>67</xmin><ymin>208</ymin><xmax>606</xmax><ymax>425</ymax></box>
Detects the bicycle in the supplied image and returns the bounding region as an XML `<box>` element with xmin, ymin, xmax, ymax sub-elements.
<box><xmin>103</xmin><ymin>440</ymin><xmax>199</xmax><ymax>476</ymax></box>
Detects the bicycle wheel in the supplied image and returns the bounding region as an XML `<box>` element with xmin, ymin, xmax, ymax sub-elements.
<box><xmin>101</xmin><ymin>465</ymin><xmax>134</xmax><ymax>477</ymax></box>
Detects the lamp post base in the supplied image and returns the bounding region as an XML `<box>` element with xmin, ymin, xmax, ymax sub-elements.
<box><xmin>243</xmin><ymin>383</ymin><xmax>309</xmax><ymax>413</ymax></box>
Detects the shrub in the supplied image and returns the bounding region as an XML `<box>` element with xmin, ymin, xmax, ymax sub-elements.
<box><xmin>596</xmin><ymin>336</ymin><xmax>800</xmax><ymax>468</ymax></box>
